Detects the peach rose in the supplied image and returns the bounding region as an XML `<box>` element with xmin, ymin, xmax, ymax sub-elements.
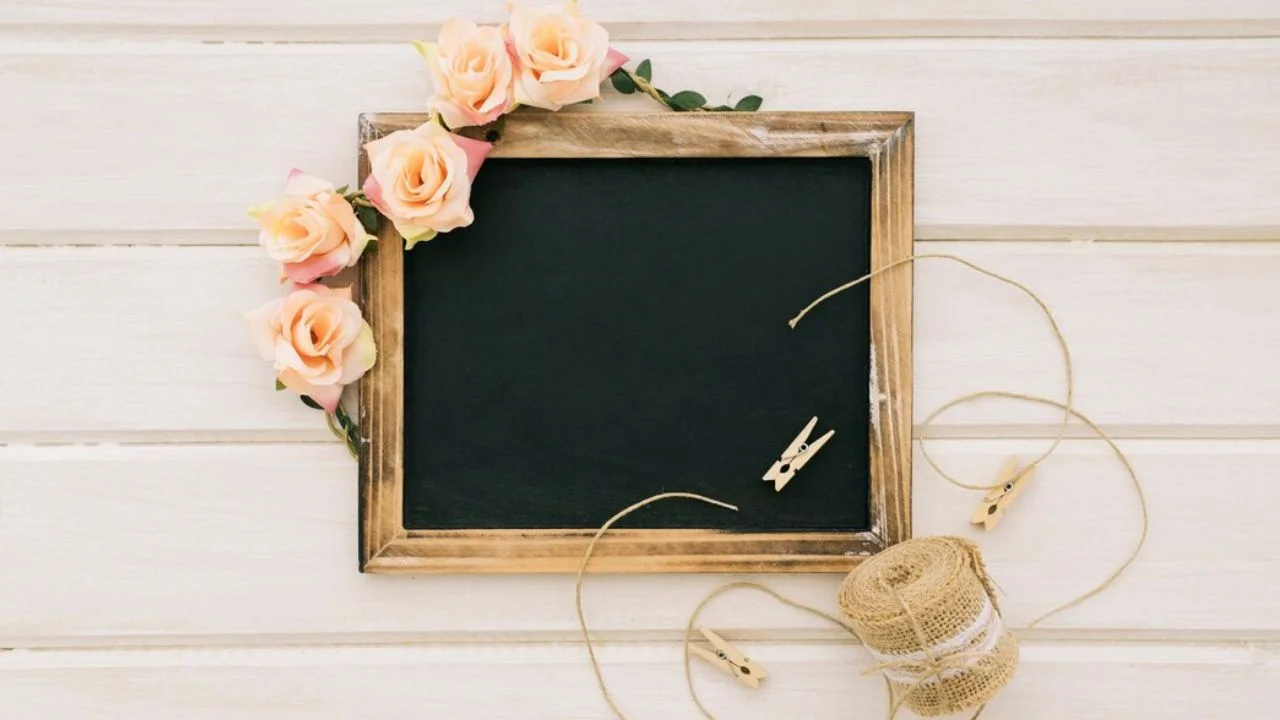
<box><xmin>250</xmin><ymin>170</ymin><xmax>374</xmax><ymax>284</ymax></box>
<box><xmin>414</xmin><ymin>19</ymin><xmax>515</xmax><ymax>129</ymax></box>
<box><xmin>506</xmin><ymin>2</ymin><xmax>628</xmax><ymax>111</ymax></box>
<box><xmin>245</xmin><ymin>284</ymin><xmax>377</xmax><ymax>413</ymax></box>
<box><xmin>362</xmin><ymin>120</ymin><xmax>491</xmax><ymax>248</ymax></box>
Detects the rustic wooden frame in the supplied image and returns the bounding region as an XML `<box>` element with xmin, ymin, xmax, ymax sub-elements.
<box><xmin>357</xmin><ymin>111</ymin><xmax>913</xmax><ymax>574</ymax></box>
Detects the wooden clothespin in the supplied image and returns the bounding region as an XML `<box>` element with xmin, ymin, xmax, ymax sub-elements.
<box><xmin>763</xmin><ymin>416</ymin><xmax>835</xmax><ymax>492</ymax></box>
<box><xmin>688</xmin><ymin>629</ymin><xmax>768</xmax><ymax>688</ymax></box>
<box><xmin>970</xmin><ymin>456</ymin><xmax>1035</xmax><ymax>531</ymax></box>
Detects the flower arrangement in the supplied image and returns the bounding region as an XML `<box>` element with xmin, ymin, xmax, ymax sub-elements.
<box><xmin>245</xmin><ymin>0</ymin><xmax>763</xmax><ymax>457</ymax></box>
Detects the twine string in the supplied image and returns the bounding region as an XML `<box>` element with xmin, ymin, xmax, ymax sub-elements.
<box><xmin>790</xmin><ymin>253</ymin><xmax>1147</xmax><ymax>627</ymax></box>
<box><xmin>892</xmin><ymin>583</ymin><xmax>954</xmax><ymax>716</ymax></box>
<box><xmin>958</xmin><ymin>391</ymin><xmax>1150</xmax><ymax>628</ymax></box>
<box><xmin>790</xmin><ymin>253</ymin><xmax>1073</xmax><ymax>493</ymax></box>
<box><xmin>867</xmin><ymin>653</ymin><xmax>989</xmax><ymax>720</ymax></box>
<box><xmin>578</xmin><ymin>254</ymin><xmax>1149</xmax><ymax>718</ymax></box>
<box><xmin>575</xmin><ymin>492</ymin><xmax>738</xmax><ymax>720</ymax></box>
<box><xmin>681</xmin><ymin>581</ymin><xmax>862</xmax><ymax>720</ymax></box>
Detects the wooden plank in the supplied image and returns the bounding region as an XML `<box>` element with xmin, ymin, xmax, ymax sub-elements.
<box><xmin>3</xmin><ymin>1</ymin><xmax>1279</xmax><ymax>41</ymax></box>
<box><xmin>1</xmin><ymin>40</ymin><xmax>1278</xmax><ymax>237</ymax></box>
<box><xmin>0</xmin><ymin>246</ymin><xmax>318</xmax><ymax>439</ymax></box>
<box><xmin>1</xmin><ymin>242</ymin><xmax>1277</xmax><ymax>441</ymax></box>
<box><xmin>0</xmin><ymin>439</ymin><xmax>1276</xmax><ymax>644</ymax></box>
<box><xmin>910</xmin><ymin>242</ymin><xmax>1280</xmax><ymax>436</ymax></box>
<box><xmin>0</xmin><ymin>640</ymin><xmax>1274</xmax><ymax>718</ymax></box>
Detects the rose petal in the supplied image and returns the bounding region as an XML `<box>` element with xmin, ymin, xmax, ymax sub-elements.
<box><xmin>437</xmin><ymin>17</ymin><xmax>474</xmax><ymax>47</ymax></box>
<box><xmin>363</xmin><ymin>173</ymin><xmax>388</xmax><ymax>215</ymax></box>
<box><xmin>451</xmin><ymin>134</ymin><xmax>492</xmax><ymax>181</ymax></box>
<box><xmin>247</xmin><ymin>201</ymin><xmax>274</xmax><ymax>220</ymax></box>
<box><xmin>319</xmin><ymin>193</ymin><xmax>373</xmax><ymax>264</ymax></box>
<box><xmin>603</xmin><ymin>47</ymin><xmax>628</xmax><ymax>77</ymax></box>
<box><xmin>338</xmin><ymin>322</ymin><xmax>378</xmax><ymax>385</ymax></box>
<box><xmin>401</xmin><ymin>225</ymin><xmax>440</xmax><ymax>249</ymax></box>
<box><xmin>244</xmin><ymin>299</ymin><xmax>282</xmax><ymax>361</ymax></box>
<box><xmin>412</xmin><ymin>39</ymin><xmax>437</xmax><ymax>63</ymax></box>
<box><xmin>279</xmin><ymin>370</ymin><xmax>343</xmax><ymax>413</ymax></box>
<box><xmin>284</xmin><ymin>169</ymin><xmax>334</xmax><ymax>198</ymax></box>
<box><xmin>282</xmin><ymin>250</ymin><xmax>348</xmax><ymax>284</ymax></box>
<box><xmin>539</xmin><ymin>64</ymin><xmax>592</xmax><ymax>83</ymax></box>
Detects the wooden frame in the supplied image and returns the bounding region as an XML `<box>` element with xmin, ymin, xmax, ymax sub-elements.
<box><xmin>357</xmin><ymin>111</ymin><xmax>914</xmax><ymax>574</ymax></box>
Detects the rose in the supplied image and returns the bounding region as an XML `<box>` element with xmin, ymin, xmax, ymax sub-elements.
<box><xmin>245</xmin><ymin>284</ymin><xmax>377</xmax><ymax>413</ymax></box>
<box><xmin>362</xmin><ymin>120</ymin><xmax>492</xmax><ymax>249</ymax></box>
<box><xmin>414</xmin><ymin>19</ymin><xmax>515</xmax><ymax>129</ymax></box>
<box><xmin>250</xmin><ymin>170</ymin><xmax>374</xmax><ymax>284</ymax></box>
<box><xmin>506</xmin><ymin>2</ymin><xmax>628</xmax><ymax>111</ymax></box>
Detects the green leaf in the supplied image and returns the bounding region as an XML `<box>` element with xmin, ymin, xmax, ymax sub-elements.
<box><xmin>275</xmin><ymin>379</ymin><xmax>286</xmax><ymax>391</ymax></box>
<box><xmin>711</xmin><ymin>104</ymin><xmax>733</xmax><ymax>112</ymax></box>
<box><xmin>734</xmin><ymin>95</ymin><xmax>764</xmax><ymax>112</ymax></box>
<box><xmin>668</xmin><ymin>91</ymin><xmax>707</xmax><ymax>111</ymax></box>
<box><xmin>300</xmin><ymin>395</ymin><xmax>324</xmax><ymax>411</ymax></box>
<box><xmin>356</xmin><ymin>205</ymin><xmax>381</xmax><ymax>236</ymax></box>
<box><xmin>334</xmin><ymin>184</ymin><xmax>349</xmax><ymax>195</ymax></box>
<box><xmin>609</xmin><ymin>68</ymin><xmax>636</xmax><ymax>95</ymax></box>
<box><xmin>636</xmin><ymin>59</ymin><xmax>652</xmax><ymax>82</ymax></box>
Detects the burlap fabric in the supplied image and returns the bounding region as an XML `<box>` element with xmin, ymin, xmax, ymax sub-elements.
<box><xmin>838</xmin><ymin>536</ymin><xmax>1019</xmax><ymax>717</ymax></box>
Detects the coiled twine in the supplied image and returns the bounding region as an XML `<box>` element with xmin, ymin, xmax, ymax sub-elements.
<box><xmin>838</xmin><ymin>536</ymin><xmax>1019</xmax><ymax>717</ymax></box>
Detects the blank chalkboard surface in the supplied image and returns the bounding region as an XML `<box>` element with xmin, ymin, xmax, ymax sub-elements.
<box><xmin>402</xmin><ymin>155</ymin><xmax>872</xmax><ymax>532</ymax></box>
<box><xmin>358</xmin><ymin>112</ymin><xmax>914</xmax><ymax>573</ymax></box>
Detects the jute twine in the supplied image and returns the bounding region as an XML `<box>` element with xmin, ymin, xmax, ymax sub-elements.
<box><xmin>575</xmin><ymin>254</ymin><xmax>1150</xmax><ymax>720</ymax></box>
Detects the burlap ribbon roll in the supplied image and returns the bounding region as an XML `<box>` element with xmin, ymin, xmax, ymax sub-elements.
<box><xmin>838</xmin><ymin>536</ymin><xmax>1019</xmax><ymax>717</ymax></box>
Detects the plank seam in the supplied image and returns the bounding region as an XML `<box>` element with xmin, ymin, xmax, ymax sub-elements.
<box><xmin>4</xmin><ymin>23</ymin><xmax>1280</xmax><ymax>43</ymax></box>
<box><xmin>5</xmin><ymin>227</ymin><xmax>1280</xmax><ymax>246</ymax></box>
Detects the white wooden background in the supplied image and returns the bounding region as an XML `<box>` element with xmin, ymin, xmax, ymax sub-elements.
<box><xmin>2</xmin><ymin>2</ymin><xmax>1279</xmax><ymax>717</ymax></box>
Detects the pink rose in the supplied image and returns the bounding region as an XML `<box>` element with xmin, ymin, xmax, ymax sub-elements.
<box><xmin>250</xmin><ymin>170</ymin><xmax>374</xmax><ymax>284</ymax></box>
<box><xmin>245</xmin><ymin>284</ymin><xmax>377</xmax><ymax>413</ymax></box>
<box><xmin>362</xmin><ymin>120</ymin><xmax>491</xmax><ymax>249</ymax></box>
<box><xmin>415</xmin><ymin>19</ymin><xmax>515</xmax><ymax>129</ymax></box>
<box><xmin>506</xmin><ymin>2</ymin><xmax>628</xmax><ymax>111</ymax></box>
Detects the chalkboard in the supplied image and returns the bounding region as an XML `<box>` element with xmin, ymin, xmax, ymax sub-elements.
<box><xmin>358</xmin><ymin>112</ymin><xmax>914</xmax><ymax>573</ymax></box>
<box><xmin>403</xmin><ymin>156</ymin><xmax>872</xmax><ymax>532</ymax></box>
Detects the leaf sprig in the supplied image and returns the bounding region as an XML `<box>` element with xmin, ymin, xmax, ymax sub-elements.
<box><xmin>609</xmin><ymin>59</ymin><xmax>762</xmax><ymax>113</ymax></box>
<box><xmin>325</xmin><ymin>405</ymin><xmax>362</xmax><ymax>460</ymax></box>
<box><xmin>336</xmin><ymin>186</ymin><xmax>382</xmax><ymax>239</ymax></box>
<box><xmin>277</xmin><ymin>381</ymin><xmax>363</xmax><ymax>459</ymax></box>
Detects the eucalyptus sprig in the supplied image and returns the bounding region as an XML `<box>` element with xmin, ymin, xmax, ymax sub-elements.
<box><xmin>609</xmin><ymin>59</ymin><xmax>763</xmax><ymax>113</ymax></box>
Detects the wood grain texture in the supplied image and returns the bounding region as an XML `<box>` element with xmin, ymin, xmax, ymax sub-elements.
<box><xmin>357</xmin><ymin>191</ymin><xmax>406</xmax><ymax>571</ymax></box>
<box><xmin>382</xmin><ymin>110</ymin><xmax>911</xmax><ymax>158</ymax></box>
<box><xmin>2</xmin><ymin>7</ymin><xmax>1276</xmax><ymax>714</ymax></box>
<box><xmin>2</xmin><ymin>40</ymin><xmax>1279</xmax><ymax>238</ymax></box>
<box><xmin>4</xmin><ymin>1</ymin><xmax>1279</xmax><ymax>40</ymax></box>
<box><xmin>2</xmin><ymin>439</ymin><xmax>1277</xmax><ymax>643</ymax></box>
<box><xmin>868</xmin><ymin>116</ymin><xmax>914</xmax><ymax>548</ymax></box>
<box><xmin>357</xmin><ymin>112</ymin><xmax>913</xmax><ymax>573</ymax></box>
<box><xmin>1</xmin><ymin>242</ymin><xmax>1275</xmax><ymax>442</ymax></box>
<box><xmin>0</xmin><ymin>640</ymin><xmax>1275</xmax><ymax>719</ymax></box>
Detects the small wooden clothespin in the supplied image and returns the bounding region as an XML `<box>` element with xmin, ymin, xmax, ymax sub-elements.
<box><xmin>763</xmin><ymin>416</ymin><xmax>835</xmax><ymax>492</ymax></box>
<box><xmin>688</xmin><ymin>628</ymin><xmax>768</xmax><ymax>688</ymax></box>
<box><xmin>970</xmin><ymin>456</ymin><xmax>1035</xmax><ymax>531</ymax></box>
